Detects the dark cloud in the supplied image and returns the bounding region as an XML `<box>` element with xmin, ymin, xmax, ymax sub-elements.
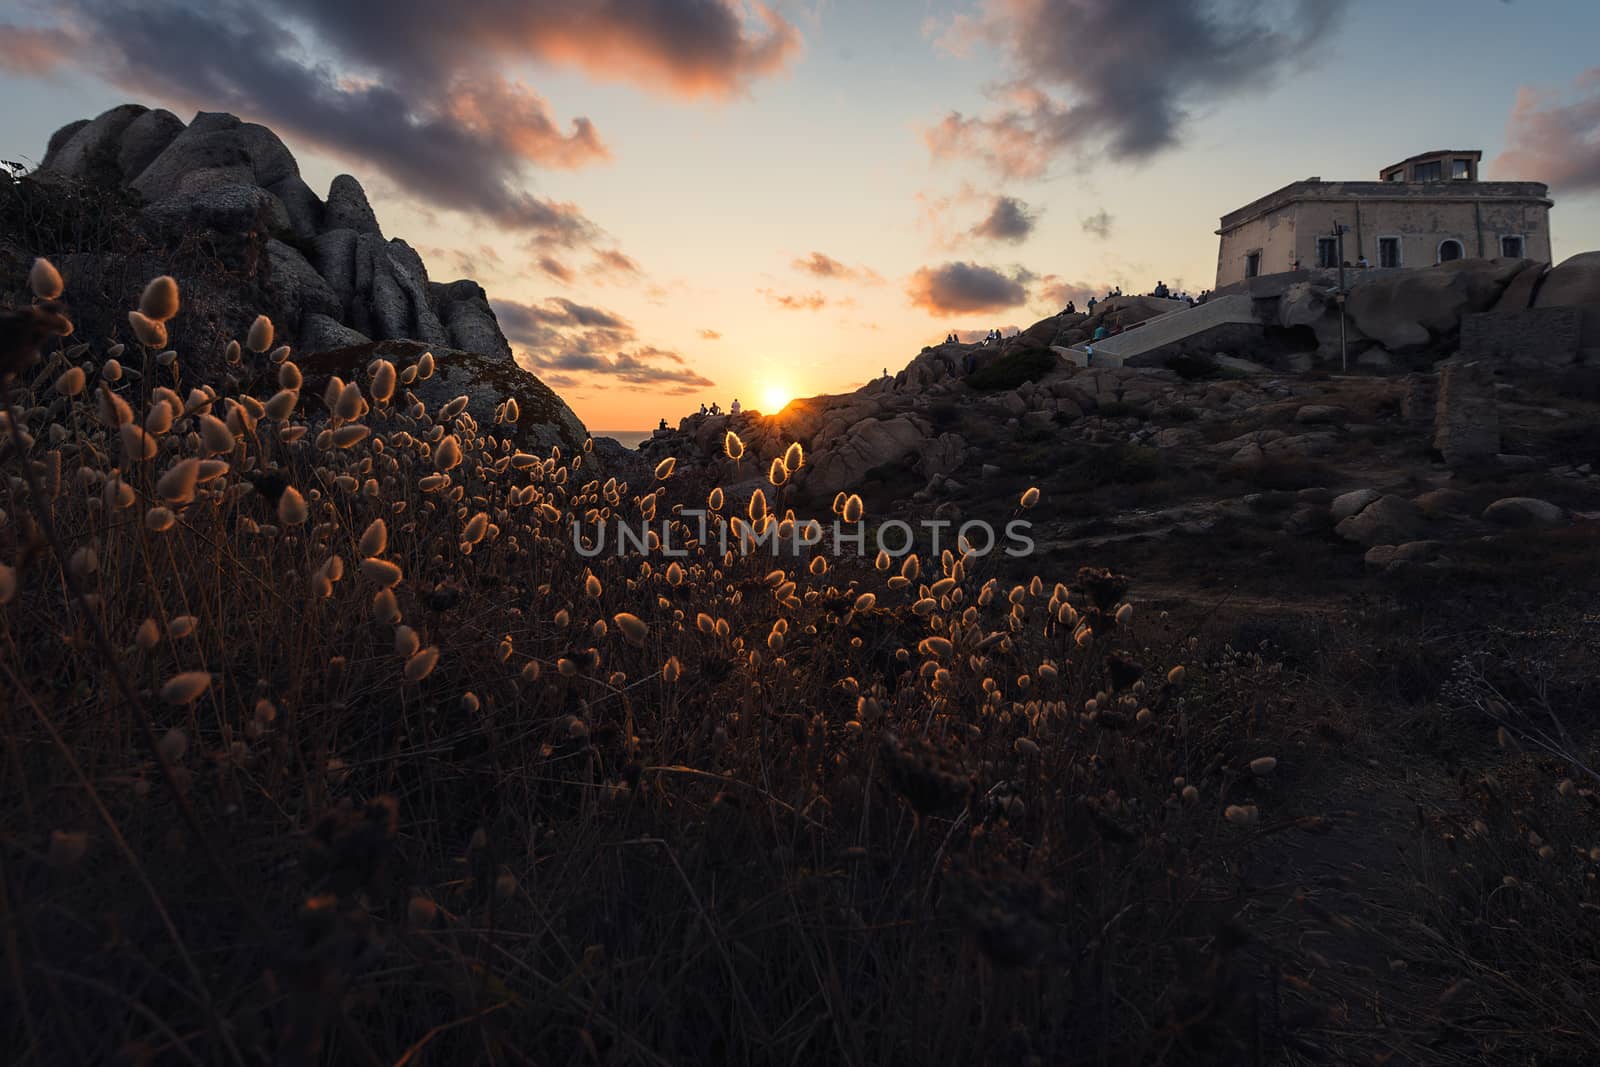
<box><xmin>1080</xmin><ymin>209</ymin><xmax>1113</xmax><ymax>240</ymax></box>
<box><xmin>32</xmin><ymin>0</ymin><xmax>800</xmax><ymax>230</ymax></box>
<box><xmin>906</xmin><ymin>262</ymin><xmax>1030</xmax><ymax>315</ymax></box>
<box><xmin>1492</xmin><ymin>71</ymin><xmax>1600</xmax><ymax>192</ymax></box>
<box><xmin>492</xmin><ymin>297</ymin><xmax>634</xmax><ymax>349</ymax></box>
<box><xmin>790</xmin><ymin>252</ymin><xmax>885</xmax><ymax>284</ymax></box>
<box><xmin>969</xmin><ymin>196</ymin><xmax>1036</xmax><ymax>243</ymax></box>
<box><xmin>698</xmin><ymin>328</ymin><xmax>723</xmax><ymax>340</ymax></box>
<box><xmin>525</xmin><ymin>345</ymin><xmax>714</xmax><ymax>394</ymax></box>
<box><xmin>0</xmin><ymin>23</ymin><xmax>80</xmax><ymax>76</ymax></box>
<box><xmin>759</xmin><ymin>288</ymin><xmax>829</xmax><ymax>311</ymax></box>
<box><xmin>925</xmin><ymin>0</ymin><xmax>1346</xmax><ymax>178</ymax></box>
<box><xmin>587</xmin><ymin>248</ymin><xmax>644</xmax><ymax>280</ymax></box>
<box><xmin>499</xmin><ymin>297</ymin><xmax>713</xmax><ymax>392</ymax></box>
<box><xmin>537</xmin><ymin>256</ymin><xmax>574</xmax><ymax>283</ymax></box>
<box><xmin>1036</xmin><ymin>276</ymin><xmax>1104</xmax><ymax>309</ymax></box>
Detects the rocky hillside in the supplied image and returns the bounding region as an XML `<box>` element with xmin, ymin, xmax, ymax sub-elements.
<box><xmin>2</xmin><ymin>103</ymin><xmax>586</xmax><ymax>451</ymax></box>
<box><xmin>640</xmin><ymin>255</ymin><xmax>1599</xmax><ymax>598</ymax></box>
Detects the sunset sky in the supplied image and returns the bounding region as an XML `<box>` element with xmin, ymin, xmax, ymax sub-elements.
<box><xmin>5</xmin><ymin>0</ymin><xmax>1600</xmax><ymax>430</ymax></box>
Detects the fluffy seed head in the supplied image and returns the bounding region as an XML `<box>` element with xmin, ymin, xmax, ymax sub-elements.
<box><xmin>362</xmin><ymin>558</ymin><xmax>403</xmax><ymax>587</ymax></box>
<box><xmin>277</xmin><ymin>486</ymin><xmax>308</xmax><ymax>525</ymax></box>
<box><xmin>156</xmin><ymin>459</ymin><xmax>201</xmax><ymax>504</ymax></box>
<box><xmin>1224</xmin><ymin>804</ymin><xmax>1259</xmax><ymax>825</ymax></box>
<box><xmin>1020</xmin><ymin>486</ymin><xmax>1040</xmax><ymax>509</ymax></box>
<box><xmin>614</xmin><ymin>612</ymin><xmax>648</xmax><ymax>646</ymax></box>
<box><xmin>127</xmin><ymin>311</ymin><xmax>167</xmax><ymax>349</ymax></box>
<box><xmin>54</xmin><ymin>367</ymin><xmax>86</xmax><ymax>396</ymax></box>
<box><xmin>359</xmin><ymin>518</ymin><xmax>387</xmax><ymax>557</ymax></box>
<box><xmin>1249</xmin><ymin>756</ymin><xmax>1278</xmax><ymax>776</ymax></box>
<box><xmin>30</xmin><ymin>257</ymin><xmax>63</xmax><ymax>299</ymax></box>
<box><xmin>723</xmin><ymin>431</ymin><xmax>744</xmax><ymax>460</ymax></box>
<box><xmin>404</xmin><ymin>646</ymin><xmax>440</xmax><ymax>681</ymax></box>
<box><xmin>654</xmin><ymin>457</ymin><xmax>676</xmax><ymax>480</ymax></box>
<box><xmin>245</xmin><ymin>315</ymin><xmax>274</xmax><ymax>353</ymax></box>
<box><xmin>782</xmin><ymin>441</ymin><xmax>804</xmax><ymax>472</ymax></box>
<box><xmin>139</xmin><ymin>275</ymin><xmax>179</xmax><ymax>321</ymax></box>
<box><xmin>841</xmin><ymin>494</ymin><xmax>863</xmax><ymax>523</ymax></box>
<box><xmin>160</xmin><ymin>672</ymin><xmax>211</xmax><ymax>706</ymax></box>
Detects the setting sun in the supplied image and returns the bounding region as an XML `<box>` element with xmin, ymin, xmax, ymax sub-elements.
<box><xmin>762</xmin><ymin>384</ymin><xmax>792</xmax><ymax>413</ymax></box>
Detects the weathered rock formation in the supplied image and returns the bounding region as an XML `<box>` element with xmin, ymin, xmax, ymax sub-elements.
<box><xmin>7</xmin><ymin>103</ymin><xmax>586</xmax><ymax>449</ymax></box>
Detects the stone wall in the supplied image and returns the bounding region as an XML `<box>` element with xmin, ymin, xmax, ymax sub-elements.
<box><xmin>1459</xmin><ymin>307</ymin><xmax>1582</xmax><ymax>368</ymax></box>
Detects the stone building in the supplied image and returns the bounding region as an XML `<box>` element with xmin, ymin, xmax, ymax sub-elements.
<box><xmin>1214</xmin><ymin>150</ymin><xmax>1553</xmax><ymax>288</ymax></box>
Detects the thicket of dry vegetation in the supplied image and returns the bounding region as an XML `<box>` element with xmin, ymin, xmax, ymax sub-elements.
<box><xmin>2</xmin><ymin>261</ymin><xmax>1597</xmax><ymax>1065</ymax></box>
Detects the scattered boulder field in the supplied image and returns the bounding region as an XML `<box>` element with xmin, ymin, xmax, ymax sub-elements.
<box><xmin>642</xmin><ymin>262</ymin><xmax>1600</xmax><ymax>592</ymax></box>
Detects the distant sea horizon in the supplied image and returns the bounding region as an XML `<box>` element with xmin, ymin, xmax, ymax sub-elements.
<box><xmin>593</xmin><ymin>429</ymin><xmax>652</xmax><ymax>451</ymax></box>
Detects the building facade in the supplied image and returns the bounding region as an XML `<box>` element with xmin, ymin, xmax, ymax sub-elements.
<box><xmin>1214</xmin><ymin>150</ymin><xmax>1552</xmax><ymax>289</ymax></box>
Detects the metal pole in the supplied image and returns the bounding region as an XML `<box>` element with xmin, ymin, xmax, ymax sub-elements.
<box><xmin>1334</xmin><ymin>223</ymin><xmax>1348</xmax><ymax>374</ymax></box>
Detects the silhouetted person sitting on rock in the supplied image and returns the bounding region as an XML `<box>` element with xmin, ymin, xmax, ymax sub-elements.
<box><xmin>1064</xmin><ymin>300</ymin><xmax>1076</xmax><ymax>315</ymax></box>
<box><xmin>658</xmin><ymin>418</ymin><xmax>668</xmax><ymax>431</ymax></box>
<box><xmin>710</xmin><ymin>402</ymin><xmax>721</xmax><ymax>415</ymax></box>
<box><xmin>699</xmin><ymin>403</ymin><xmax>708</xmax><ymax>415</ymax></box>
<box><xmin>1087</xmin><ymin>296</ymin><xmax>1097</xmax><ymax>315</ymax></box>
<box><xmin>1153</xmin><ymin>280</ymin><xmax>1169</xmax><ymax>299</ymax></box>
<box><xmin>1358</xmin><ymin>255</ymin><xmax>1371</xmax><ymax>268</ymax></box>
<box><xmin>730</xmin><ymin>398</ymin><xmax>741</xmax><ymax>416</ymax></box>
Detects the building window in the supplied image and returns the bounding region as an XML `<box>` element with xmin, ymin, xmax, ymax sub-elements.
<box><xmin>1500</xmin><ymin>234</ymin><xmax>1525</xmax><ymax>258</ymax></box>
<box><xmin>1378</xmin><ymin>236</ymin><xmax>1401</xmax><ymax>269</ymax></box>
<box><xmin>1245</xmin><ymin>252</ymin><xmax>1261</xmax><ymax>279</ymax></box>
<box><xmin>1387</xmin><ymin>170</ymin><xmax>1404</xmax><ymax>182</ymax></box>
<box><xmin>1451</xmin><ymin>158</ymin><xmax>1472</xmax><ymax>180</ymax></box>
<box><xmin>1438</xmin><ymin>239</ymin><xmax>1464</xmax><ymax>263</ymax></box>
<box><xmin>1315</xmin><ymin>236</ymin><xmax>1339</xmax><ymax>268</ymax></box>
<box><xmin>1413</xmin><ymin>161</ymin><xmax>1443</xmax><ymax>182</ymax></box>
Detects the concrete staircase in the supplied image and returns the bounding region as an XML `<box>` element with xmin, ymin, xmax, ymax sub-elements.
<box><xmin>1058</xmin><ymin>294</ymin><xmax>1259</xmax><ymax>366</ymax></box>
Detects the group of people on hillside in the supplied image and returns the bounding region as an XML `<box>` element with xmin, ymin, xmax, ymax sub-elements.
<box><xmin>695</xmin><ymin>398</ymin><xmax>742</xmax><ymax>417</ymax></box>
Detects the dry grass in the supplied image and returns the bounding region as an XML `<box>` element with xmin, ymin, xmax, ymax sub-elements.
<box><xmin>0</xmin><ymin>265</ymin><xmax>1325</xmax><ymax>1065</ymax></box>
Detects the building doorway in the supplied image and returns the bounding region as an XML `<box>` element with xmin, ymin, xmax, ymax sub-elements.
<box><xmin>1438</xmin><ymin>239</ymin><xmax>1464</xmax><ymax>263</ymax></box>
<box><xmin>1245</xmin><ymin>252</ymin><xmax>1261</xmax><ymax>278</ymax></box>
<box><xmin>1378</xmin><ymin>236</ymin><xmax>1401</xmax><ymax>268</ymax></box>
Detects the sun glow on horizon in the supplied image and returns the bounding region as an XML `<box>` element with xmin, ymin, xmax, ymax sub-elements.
<box><xmin>762</xmin><ymin>384</ymin><xmax>792</xmax><ymax>413</ymax></box>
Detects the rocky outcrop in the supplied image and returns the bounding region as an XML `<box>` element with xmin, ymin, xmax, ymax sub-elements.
<box><xmin>1345</xmin><ymin>257</ymin><xmax>1528</xmax><ymax>353</ymax></box>
<box><xmin>1534</xmin><ymin>251</ymin><xmax>1600</xmax><ymax>360</ymax></box>
<box><xmin>1482</xmin><ymin>497</ymin><xmax>1565</xmax><ymax>527</ymax></box>
<box><xmin>805</xmin><ymin>415</ymin><xmax>930</xmax><ymax>496</ymax></box>
<box><xmin>324</xmin><ymin>174</ymin><xmax>383</xmax><ymax>236</ymax></box>
<box><xmin>20</xmin><ymin>103</ymin><xmax>585</xmax><ymax>450</ymax></box>
<box><xmin>1335</xmin><ymin>495</ymin><xmax>1426</xmax><ymax>547</ymax></box>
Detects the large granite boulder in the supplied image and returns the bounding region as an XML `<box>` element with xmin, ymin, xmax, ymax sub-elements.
<box><xmin>1489</xmin><ymin>259</ymin><xmax>1546</xmax><ymax>312</ymax></box>
<box><xmin>38</xmin><ymin>104</ymin><xmax>150</xmax><ymax>185</ymax></box>
<box><xmin>802</xmin><ymin>415</ymin><xmax>929</xmax><ymax>496</ymax></box>
<box><xmin>1534</xmin><ymin>251</ymin><xmax>1600</xmax><ymax>359</ymax></box>
<box><xmin>1335</xmin><ymin>495</ymin><xmax>1426</xmax><ymax>547</ymax></box>
<box><xmin>1482</xmin><ymin>497</ymin><xmax>1566</xmax><ymax>527</ymax></box>
<box><xmin>1345</xmin><ymin>258</ymin><xmax>1526</xmax><ymax>353</ymax></box>
<box><xmin>140</xmin><ymin>180</ymin><xmax>290</xmax><ymax>237</ymax></box>
<box><xmin>325</xmin><ymin>174</ymin><xmax>383</xmax><ymax>235</ymax></box>
<box><xmin>128</xmin><ymin>113</ymin><xmax>298</xmax><ymax>201</ymax></box>
<box><xmin>22</xmin><ymin>103</ymin><xmax>553</xmax><ymax>444</ymax></box>
<box><xmin>436</xmin><ymin>280</ymin><xmax>515</xmax><ymax>361</ymax></box>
